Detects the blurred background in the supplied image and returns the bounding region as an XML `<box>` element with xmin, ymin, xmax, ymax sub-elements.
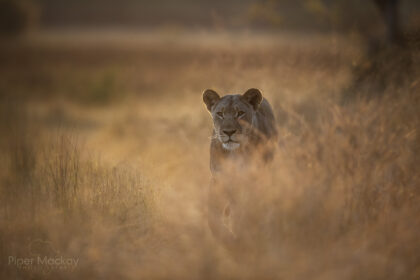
<box><xmin>1</xmin><ymin>0</ymin><xmax>420</xmax><ymax>34</ymax></box>
<box><xmin>0</xmin><ymin>1</ymin><xmax>419</xmax><ymax>280</ymax></box>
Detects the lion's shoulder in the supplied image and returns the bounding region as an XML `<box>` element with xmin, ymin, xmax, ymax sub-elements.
<box><xmin>254</xmin><ymin>98</ymin><xmax>277</xmax><ymax>138</ymax></box>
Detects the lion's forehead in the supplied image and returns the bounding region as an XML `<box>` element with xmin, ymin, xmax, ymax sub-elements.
<box><xmin>212</xmin><ymin>95</ymin><xmax>249</xmax><ymax>113</ymax></box>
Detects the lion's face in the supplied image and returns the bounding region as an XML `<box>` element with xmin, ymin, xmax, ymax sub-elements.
<box><xmin>203</xmin><ymin>88</ymin><xmax>263</xmax><ymax>151</ymax></box>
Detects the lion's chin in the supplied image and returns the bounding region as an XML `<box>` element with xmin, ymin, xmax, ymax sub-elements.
<box><xmin>222</xmin><ymin>142</ymin><xmax>240</xmax><ymax>151</ymax></box>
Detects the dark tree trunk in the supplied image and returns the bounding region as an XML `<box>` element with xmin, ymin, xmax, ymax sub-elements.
<box><xmin>373</xmin><ymin>0</ymin><xmax>404</xmax><ymax>45</ymax></box>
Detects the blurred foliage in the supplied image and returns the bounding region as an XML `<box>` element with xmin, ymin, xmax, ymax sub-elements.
<box><xmin>0</xmin><ymin>0</ymin><xmax>40</xmax><ymax>36</ymax></box>
<box><xmin>87</xmin><ymin>73</ymin><xmax>116</xmax><ymax>104</ymax></box>
<box><xmin>247</xmin><ymin>0</ymin><xmax>382</xmax><ymax>33</ymax></box>
<box><xmin>38</xmin><ymin>0</ymin><xmax>250</xmax><ymax>29</ymax></box>
<box><xmin>304</xmin><ymin>0</ymin><xmax>379</xmax><ymax>32</ymax></box>
<box><xmin>0</xmin><ymin>0</ymin><xmax>414</xmax><ymax>33</ymax></box>
<box><xmin>247</xmin><ymin>0</ymin><xmax>419</xmax><ymax>101</ymax></box>
<box><xmin>247</xmin><ymin>0</ymin><xmax>283</xmax><ymax>27</ymax></box>
<box><xmin>342</xmin><ymin>45</ymin><xmax>415</xmax><ymax>102</ymax></box>
<box><xmin>0</xmin><ymin>0</ymin><xmax>417</xmax><ymax>34</ymax></box>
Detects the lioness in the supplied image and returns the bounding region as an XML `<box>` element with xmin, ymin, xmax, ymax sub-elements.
<box><xmin>203</xmin><ymin>88</ymin><xmax>277</xmax><ymax>247</ymax></box>
<box><xmin>203</xmin><ymin>88</ymin><xmax>277</xmax><ymax>174</ymax></box>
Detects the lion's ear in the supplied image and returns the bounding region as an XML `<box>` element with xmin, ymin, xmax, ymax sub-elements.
<box><xmin>203</xmin><ymin>89</ymin><xmax>220</xmax><ymax>111</ymax></box>
<box><xmin>242</xmin><ymin>88</ymin><xmax>262</xmax><ymax>110</ymax></box>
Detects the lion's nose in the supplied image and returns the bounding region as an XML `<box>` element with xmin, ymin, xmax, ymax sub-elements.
<box><xmin>223</xmin><ymin>130</ymin><xmax>236</xmax><ymax>137</ymax></box>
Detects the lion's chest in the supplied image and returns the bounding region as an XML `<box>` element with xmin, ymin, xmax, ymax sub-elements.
<box><xmin>210</xmin><ymin>145</ymin><xmax>254</xmax><ymax>175</ymax></box>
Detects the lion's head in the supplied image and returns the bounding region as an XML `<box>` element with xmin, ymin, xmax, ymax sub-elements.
<box><xmin>203</xmin><ymin>88</ymin><xmax>263</xmax><ymax>151</ymax></box>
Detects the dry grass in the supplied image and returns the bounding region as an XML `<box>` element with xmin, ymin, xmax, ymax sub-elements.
<box><xmin>0</xmin><ymin>31</ymin><xmax>419</xmax><ymax>279</ymax></box>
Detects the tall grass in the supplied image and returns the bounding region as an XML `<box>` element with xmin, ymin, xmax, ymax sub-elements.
<box><xmin>0</xmin><ymin>99</ymin><xmax>155</xmax><ymax>279</ymax></box>
<box><xmin>0</xmin><ymin>32</ymin><xmax>419</xmax><ymax>279</ymax></box>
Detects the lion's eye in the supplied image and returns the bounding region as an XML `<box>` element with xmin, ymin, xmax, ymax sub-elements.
<box><xmin>237</xmin><ymin>111</ymin><xmax>245</xmax><ymax>118</ymax></box>
<box><xmin>216</xmin><ymin>112</ymin><xmax>224</xmax><ymax>118</ymax></box>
